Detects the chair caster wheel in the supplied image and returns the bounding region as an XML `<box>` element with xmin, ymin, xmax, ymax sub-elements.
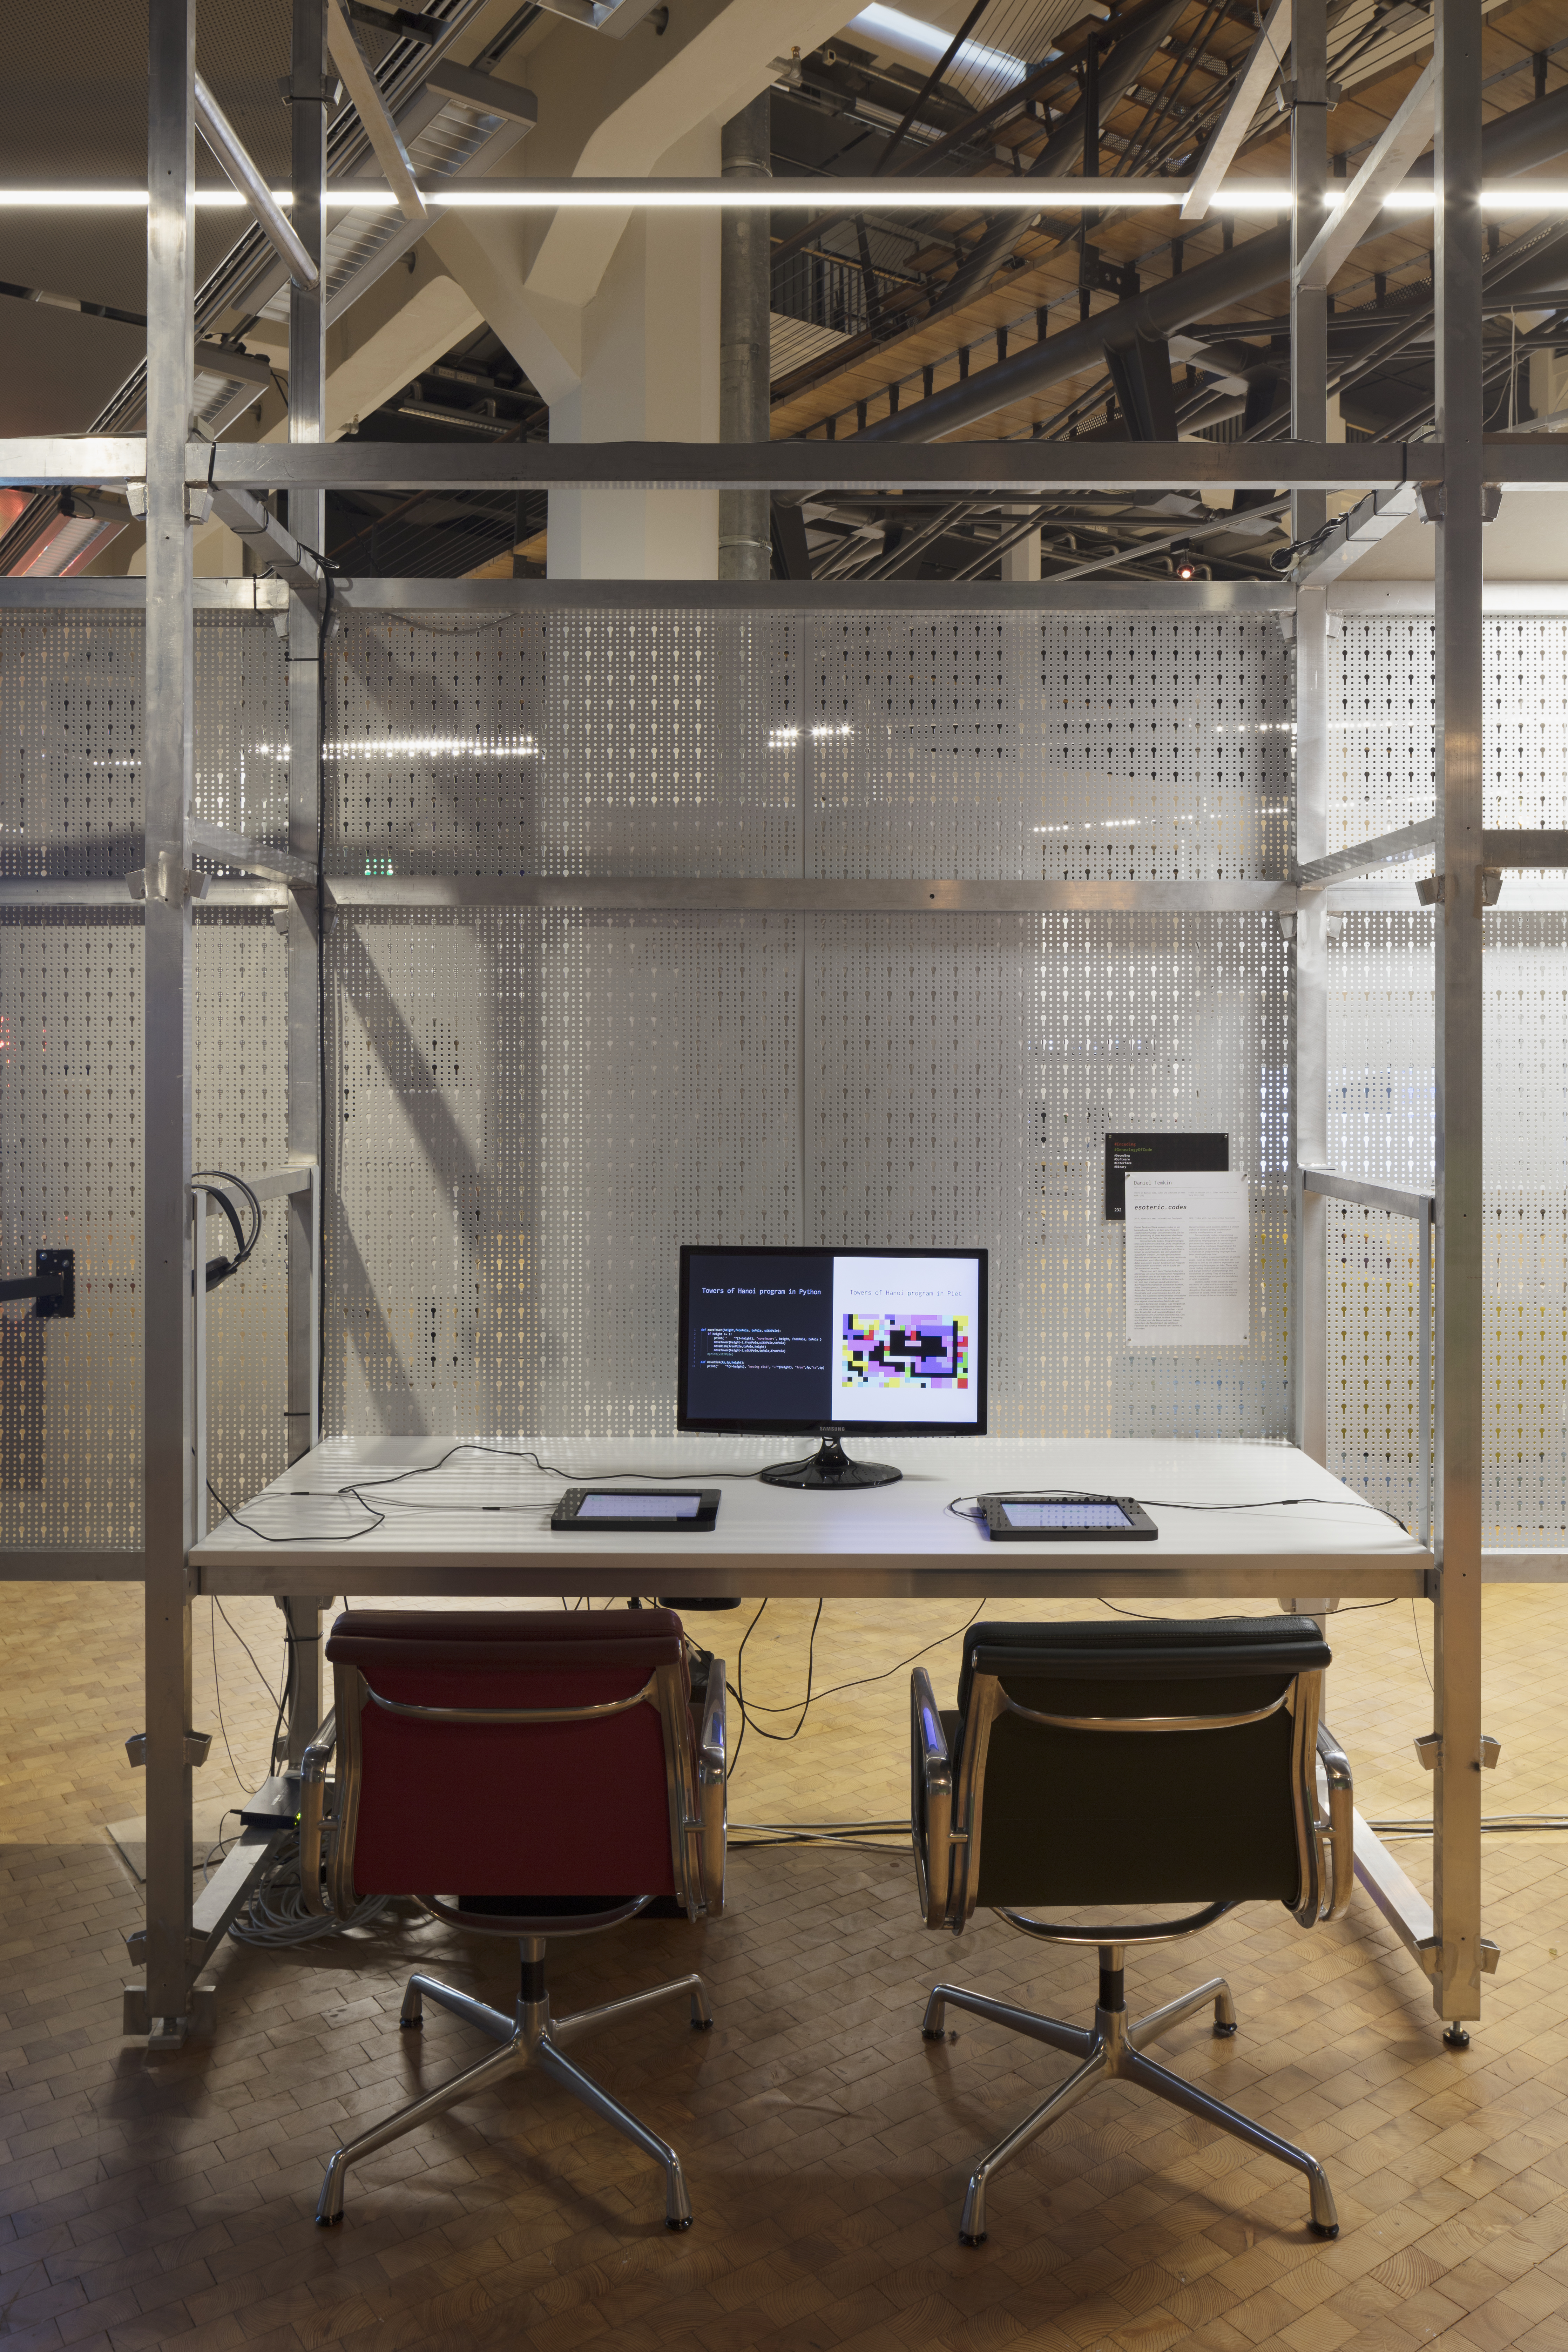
<box><xmin>667</xmin><ymin>2215</ymin><xmax>694</xmax><ymax>2231</ymax></box>
<box><xmin>921</xmin><ymin>2027</ymin><xmax>946</xmax><ymax>2041</ymax></box>
<box><xmin>1444</xmin><ymin>2023</ymin><xmax>1471</xmax><ymax>2050</ymax></box>
<box><xmin>692</xmin><ymin>2018</ymin><xmax>715</xmax><ymax>2032</ymax></box>
<box><xmin>399</xmin><ymin>2018</ymin><xmax>421</xmax><ymax>2031</ymax></box>
<box><xmin>316</xmin><ymin>2213</ymin><xmax>342</xmax><ymax>2228</ymax></box>
<box><xmin>1213</xmin><ymin>2021</ymin><xmax>1238</xmax><ymax>2038</ymax></box>
<box><xmin>959</xmin><ymin>2231</ymin><xmax>986</xmax><ymax>2248</ymax></box>
<box><xmin>1309</xmin><ymin>2221</ymin><xmax>1339</xmax><ymax>2239</ymax></box>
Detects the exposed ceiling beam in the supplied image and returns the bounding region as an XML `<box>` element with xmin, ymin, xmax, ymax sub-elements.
<box><xmin>1296</xmin><ymin>61</ymin><xmax>1435</xmax><ymax>290</ymax></box>
<box><xmin>326</xmin><ymin>0</ymin><xmax>429</xmax><ymax>224</ymax></box>
<box><xmin>1181</xmin><ymin>0</ymin><xmax>1291</xmax><ymax>220</ymax></box>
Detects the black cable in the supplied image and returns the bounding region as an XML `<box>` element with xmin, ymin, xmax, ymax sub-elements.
<box><xmin>1411</xmin><ymin>1596</ymin><xmax>1434</xmax><ymax>1691</ymax></box>
<box><xmin>732</xmin><ymin>1599</ymin><xmax>824</xmax><ymax>1747</ymax></box>
<box><xmin>741</xmin><ymin>1599</ymin><xmax>991</xmax><ymax>1712</ymax></box>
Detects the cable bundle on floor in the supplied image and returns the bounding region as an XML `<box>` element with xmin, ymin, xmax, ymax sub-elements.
<box><xmin>227</xmin><ymin>1833</ymin><xmax>392</xmax><ymax>1947</ymax></box>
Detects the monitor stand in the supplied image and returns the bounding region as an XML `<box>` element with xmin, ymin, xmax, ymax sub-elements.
<box><xmin>760</xmin><ymin>1430</ymin><xmax>901</xmax><ymax>1491</ymax></box>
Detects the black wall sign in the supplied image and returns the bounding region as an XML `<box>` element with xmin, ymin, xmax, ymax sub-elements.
<box><xmin>1104</xmin><ymin>1133</ymin><xmax>1229</xmax><ymax>1222</ymax></box>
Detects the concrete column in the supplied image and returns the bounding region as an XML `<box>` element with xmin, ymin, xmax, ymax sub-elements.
<box><xmin>999</xmin><ymin>530</ymin><xmax>1040</xmax><ymax>581</ymax></box>
<box><xmin>719</xmin><ymin>92</ymin><xmax>771</xmax><ymax>581</ymax></box>
<box><xmin>548</xmin><ymin>126</ymin><xmax>721</xmax><ymax>579</ymax></box>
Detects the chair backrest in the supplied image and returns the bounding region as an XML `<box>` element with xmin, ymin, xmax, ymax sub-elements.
<box><xmin>949</xmin><ymin>1616</ymin><xmax>1332</xmax><ymax>1927</ymax></box>
<box><xmin>324</xmin><ymin>1609</ymin><xmax>702</xmax><ymax>1915</ymax></box>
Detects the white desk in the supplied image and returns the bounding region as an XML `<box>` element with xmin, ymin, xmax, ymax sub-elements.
<box><xmin>191</xmin><ymin>1435</ymin><xmax>1431</xmax><ymax>1602</ymax></box>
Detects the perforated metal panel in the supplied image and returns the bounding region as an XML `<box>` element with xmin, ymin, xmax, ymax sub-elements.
<box><xmin>324</xmin><ymin>611</ymin><xmax>1296</xmax><ymax>1447</ymax></box>
<box><xmin>1326</xmin><ymin>619</ymin><xmax>1568</xmax><ymax>1545</ymax></box>
<box><xmin>0</xmin><ymin>610</ymin><xmax>289</xmax><ymax>1548</ymax></box>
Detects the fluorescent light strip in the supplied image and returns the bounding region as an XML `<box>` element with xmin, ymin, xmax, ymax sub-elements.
<box><xmin>2</xmin><ymin>181</ymin><xmax>1566</xmax><ymax>210</ymax></box>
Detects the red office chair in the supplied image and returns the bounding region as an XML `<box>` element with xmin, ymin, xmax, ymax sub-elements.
<box><xmin>298</xmin><ymin>1609</ymin><xmax>726</xmax><ymax>2229</ymax></box>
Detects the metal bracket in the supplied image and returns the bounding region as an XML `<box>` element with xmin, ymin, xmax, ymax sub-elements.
<box><xmin>126</xmin><ymin>854</ymin><xmax>212</xmax><ymax>906</ymax></box>
<box><xmin>1276</xmin><ymin>78</ymin><xmax>1341</xmax><ymax>107</ymax></box>
<box><xmin>1482</xmin><ymin>485</ymin><xmax>1503</xmax><ymax>522</ymax></box>
<box><xmin>185</xmin><ymin>486</ymin><xmax>213</xmax><ymax>526</ymax></box>
<box><xmin>1417</xmin><ymin>484</ymin><xmax>1445</xmax><ymax>524</ymax></box>
<box><xmin>124</xmin><ymin>1729</ymin><xmax>212</xmax><ymax>1768</ymax></box>
<box><xmin>1416</xmin><ymin>874</ymin><xmax>1445</xmax><ymax>906</ymax></box>
<box><xmin>1479</xmin><ymin>866</ymin><xmax>1502</xmax><ymax>910</ymax></box>
<box><xmin>1414</xmin><ymin>1732</ymin><xmax>1500</xmax><ymax>1769</ymax></box>
<box><xmin>1274</xmin><ymin>910</ymin><xmax>1297</xmax><ymax>940</ymax></box>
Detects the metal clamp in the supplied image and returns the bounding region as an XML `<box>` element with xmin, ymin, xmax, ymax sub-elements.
<box><xmin>125</xmin><ymin>1729</ymin><xmax>212</xmax><ymax>1768</ymax></box>
<box><xmin>1414</xmin><ymin>1732</ymin><xmax>1500</xmax><ymax>1770</ymax></box>
<box><xmin>126</xmin><ymin>853</ymin><xmax>212</xmax><ymax>906</ymax></box>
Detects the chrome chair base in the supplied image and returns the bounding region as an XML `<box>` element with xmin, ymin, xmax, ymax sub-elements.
<box><xmin>923</xmin><ymin>1944</ymin><xmax>1338</xmax><ymax>2247</ymax></box>
<box><xmin>317</xmin><ymin>1935</ymin><xmax>713</xmax><ymax>2228</ymax></box>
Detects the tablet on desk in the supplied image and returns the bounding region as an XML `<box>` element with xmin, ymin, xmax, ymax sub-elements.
<box><xmin>979</xmin><ymin>1494</ymin><xmax>1157</xmax><ymax>1542</ymax></box>
<box><xmin>551</xmin><ymin>1488</ymin><xmax>721</xmax><ymax>1533</ymax></box>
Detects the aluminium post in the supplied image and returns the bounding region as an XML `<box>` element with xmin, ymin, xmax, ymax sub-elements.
<box><xmin>142</xmin><ymin>0</ymin><xmax>199</xmax><ymax>2039</ymax></box>
<box><xmin>283</xmin><ymin>0</ymin><xmax>329</xmax><ymax>1762</ymax></box>
<box><xmin>1431</xmin><ymin>0</ymin><xmax>1487</xmax><ymax>2035</ymax></box>
<box><xmin>1291</xmin><ymin>0</ymin><xmax>1330</xmax><ymax>1465</ymax></box>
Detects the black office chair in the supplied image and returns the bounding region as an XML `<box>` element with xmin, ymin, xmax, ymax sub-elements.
<box><xmin>910</xmin><ymin>1615</ymin><xmax>1353</xmax><ymax>2245</ymax></box>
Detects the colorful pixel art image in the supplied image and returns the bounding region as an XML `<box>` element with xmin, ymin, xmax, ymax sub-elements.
<box><xmin>841</xmin><ymin>1313</ymin><xmax>969</xmax><ymax>1388</ymax></box>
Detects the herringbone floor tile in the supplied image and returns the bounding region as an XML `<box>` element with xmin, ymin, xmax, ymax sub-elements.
<box><xmin>2</xmin><ymin>1578</ymin><xmax>1566</xmax><ymax>2351</ymax></box>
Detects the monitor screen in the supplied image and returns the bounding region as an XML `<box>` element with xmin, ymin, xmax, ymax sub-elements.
<box><xmin>678</xmin><ymin>1246</ymin><xmax>987</xmax><ymax>1435</ymax></box>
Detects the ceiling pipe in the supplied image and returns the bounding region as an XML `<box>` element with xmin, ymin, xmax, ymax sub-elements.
<box><xmin>855</xmin><ymin>79</ymin><xmax>1568</xmax><ymax>442</ymax></box>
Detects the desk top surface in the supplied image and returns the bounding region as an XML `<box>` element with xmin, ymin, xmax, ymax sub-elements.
<box><xmin>190</xmin><ymin>1437</ymin><xmax>1431</xmax><ymax>1600</ymax></box>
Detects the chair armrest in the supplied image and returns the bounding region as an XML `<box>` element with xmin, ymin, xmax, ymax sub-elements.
<box><xmin>1316</xmin><ymin>1719</ymin><xmax>1354</xmax><ymax>1923</ymax></box>
<box><xmin>911</xmin><ymin>1668</ymin><xmax>954</xmax><ymax>1930</ymax></box>
<box><xmin>298</xmin><ymin>1709</ymin><xmax>337</xmax><ymax>1917</ymax></box>
<box><xmin>696</xmin><ymin>1660</ymin><xmax>726</xmax><ymax>1918</ymax></box>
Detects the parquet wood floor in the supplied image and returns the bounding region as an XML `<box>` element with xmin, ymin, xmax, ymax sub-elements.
<box><xmin>3</xmin><ymin>1577</ymin><xmax>1568</xmax><ymax>2352</ymax></box>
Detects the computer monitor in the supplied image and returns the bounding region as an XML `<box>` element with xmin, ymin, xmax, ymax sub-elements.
<box><xmin>677</xmin><ymin>1245</ymin><xmax>987</xmax><ymax>1489</ymax></box>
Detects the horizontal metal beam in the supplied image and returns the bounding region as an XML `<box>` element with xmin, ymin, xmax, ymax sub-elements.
<box><xmin>333</xmin><ymin>577</ymin><xmax>1292</xmax><ymax>615</ymax></box>
<box><xmin>0</xmin><ymin>1550</ymin><xmax>145</xmax><ymax>1580</ymax></box>
<box><xmin>1302</xmin><ymin>1166</ymin><xmax>1435</xmax><ymax>1223</ymax></box>
<box><xmin>203</xmin><ymin>440</ymin><xmax>1428</xmax><ymax>495</ymax></box>
<box><xmin>1297</xmin><ymin>817</ymin><xmax>1437</xmax><ymax>885</ymax></box>
<box><xmin>0</xmin><ymin>438</ymin><xmax>1429</xmax><ymax>494</ymax></box>
<box><xmin>1482</xmin><ymin>829</ymin><xmax>1568</xmax><ymax>866</ymax></box>
<box><xmin>0</xmin><ymin>878</ymin><xmax>286</xmax><ymax>911</ymax></box>
<box><xmin>246</xmin><ymin>1163</ymin><xmax>316</xmax><ymax>1203</ymax></box>
<box><xmin>326</xmin><ymin>875</ymin><xmax>1299</xmax><ymax>913</ymax></box>
<box><xmin>0</xmin><ymin>576</ymin><xmax>288</xmax><ymax>610</ymax></box>
<box><xmin>188</xmin><ymin>821</ymin><xmax>316</xmax><ymax>887</ymax></box>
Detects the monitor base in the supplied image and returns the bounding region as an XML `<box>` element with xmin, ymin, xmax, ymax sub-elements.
<box><xmin>760</xmin><ymin>1433</ymin><xmax>901</xmax><ymax>1491</ymax></box>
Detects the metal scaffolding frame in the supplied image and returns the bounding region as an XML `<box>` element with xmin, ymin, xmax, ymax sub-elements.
<box><xmin>0</xmin><ymin>0</ymin><xmax>1549</xmax><ymax>2045</ymax></box>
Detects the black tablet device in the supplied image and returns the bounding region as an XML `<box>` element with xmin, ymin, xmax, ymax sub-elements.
<box><xmin>550</xmin><ymin>1488</ymin><xmax>721</xmax><ymax>1533</ymax></box>
<box><xmin>978</xmin><ymin>1493</ymin><xmax>1157</xmax><ymax>1541</ymax></box>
